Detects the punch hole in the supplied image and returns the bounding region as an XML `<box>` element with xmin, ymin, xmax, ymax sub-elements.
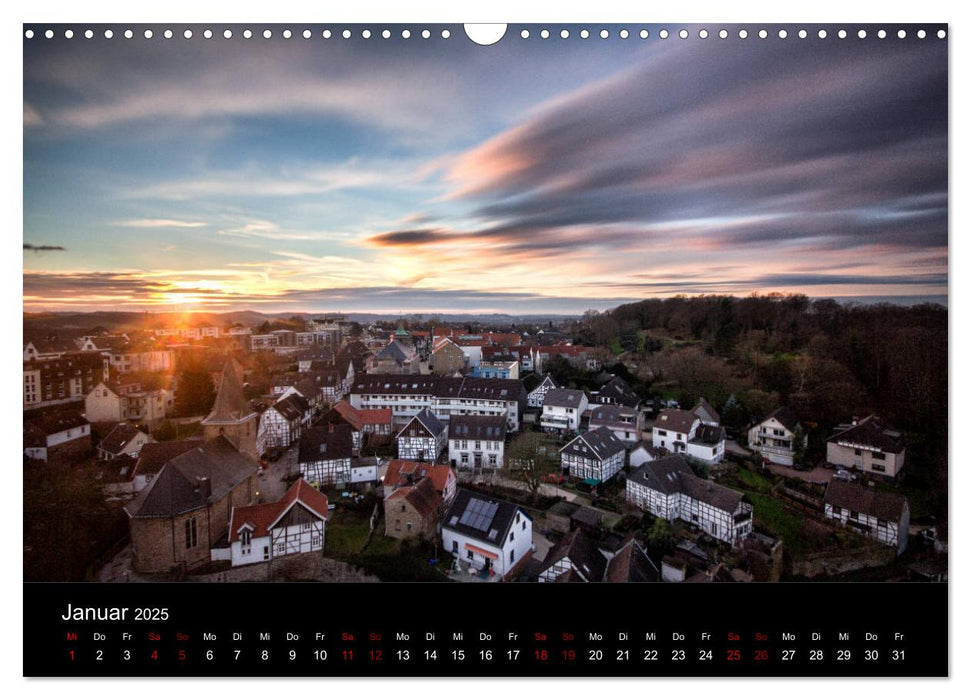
<box><xmin>465</xmin><ymin>24</ymin><xmax>507</xmax><ymax>46</ymax></box>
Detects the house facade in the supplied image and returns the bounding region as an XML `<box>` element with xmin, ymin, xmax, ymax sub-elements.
<box><xmin>627</xmin><ymin>455</ymin><xmax>753</xmax><ymax>545</ymax></box>
<box><xmin>442</xmin><ymin>489</ymin><xmax>533</xmax><ymax>579</ymax></box>
<box><xmin>384</xmin><ymin>477</ymin><xmax>442</xmax><ymax>541</ymax></box>
<box><xmin>823</xmin><ymin>480</ymin><xmax>910</xmax><ymax>554</ymax></box>
<box><xmin>588</xmin><ymin>404</ymin><xmax>641</xmax><ymax>446</ymax></box>
<box><xmin>826</xmin><ymin>415</ymin><xmax>906</xmax><ymax>480</ymax></box>
<box><xmin>541</xmin><ymin>388</ymin><xmax>589</xmax><ymax>433</ymax></box>
<box><xmin>447</xmin><ymin>414</ymin><xmax>507</xmax><ymax>470</ymax></box>
<box><xmin>298</xmin><ymin>424</ymin><xmax>355</xmax><ymax>485</ymax></box>
<box><xmin>97</xmin><ymin>423</ymin><xmax>154</xmax><ymax>461</ymax></box>
<box><xmin>431</xmin><ymin>338</ymin><xmax>467</xmax><ymax>375</ymax></box>
<box><xmin>24</xmin><ymin>410</ymin><xmax>92</xmax><ymax>464</ymax></box>
<box><xmin>748</xmin><ymin>406</ymin><xmax>802</xmax><ymax>466</ymax></box>
<box><xmin>24</xmin><ymin>352</ymin><xmax>109</xmax><ymax>410</ymax></box>
<box><xmin>559</xmin><ymin>426</ymin><xmax>627</xmax><ymax>484</ymax></box>
<box><xmin>396</xmin><ymin>408</ymin><xmax>448</xmax><ymax>462</ymax></box>
<box><xmin>527</xmin><ymin>374</ymin><xmax>559</xmax><ymax>408</ymax></box>
<box><xmin>628</xmin><ymin>440</ymin><xmax>659</xmax><ymax>468</ymax></box>
<box><xmin>221</xmin><ymin>479</ymin><xmax>328</xmax><ymax>567</ymax></box>
<box><xmin>652</xmin><ymin>408</ymin><xmax>725</xmax><ymax>465</ymax></box>
<box><xmin>85</xmin><ymin>381</ymin><xmax>172</xmax><ymax>425</ymax></box>
<box><xmin>257</xmin><ymin>393</ymin><xmax>310</xmax><ymax>452</ymax></box>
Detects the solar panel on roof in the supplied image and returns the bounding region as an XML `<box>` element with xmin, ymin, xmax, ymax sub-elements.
<box><xmin>458</xmin><ymin>497</ymin><xmax>499</xmax><ymax>532</ymax></box>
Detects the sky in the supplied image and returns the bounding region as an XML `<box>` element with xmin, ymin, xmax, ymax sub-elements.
<box><xmin>22</xmin><ymin>24</ymin><xmax>948</xmax><ymax>315</ymax></box>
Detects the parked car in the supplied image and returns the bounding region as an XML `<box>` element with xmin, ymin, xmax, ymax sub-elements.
<box><xmin>833</xmin><ymin>469</ymin><xmax>856</xmax><ymax>482</ymax></box>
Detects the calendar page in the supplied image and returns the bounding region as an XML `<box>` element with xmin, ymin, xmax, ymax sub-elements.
<box><xmin>22</xmin><ymin>21</ymin><xmax>948</xmax><ymax>678</ymax></box>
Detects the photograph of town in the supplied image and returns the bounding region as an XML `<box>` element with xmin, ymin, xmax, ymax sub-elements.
<box><xmin>23</xmin><ymin>25</ymin><xmax>947</xmax><ymax>586</ymax></box>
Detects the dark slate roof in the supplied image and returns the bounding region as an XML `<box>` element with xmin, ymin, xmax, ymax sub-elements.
<box><xmin>561</xmin><ymin>426</ymin><xmax>626</xmax><ymax>461</ymax></box>
<box><xmin>589</xmin><ymin>404</ymin><xmax>637</xmax><ymax>425</ymax></box>
<box><xmin>543</xmin><ymin>387</ymin><xmax>587</xmax><ymax>409</ymax></box>
<box><xmin>692</xmin><ymin>397</ymin><xmax>721</xmax><ymax>424</ymax></box>
<box><xmin>541</xmin><ymin>528</ymin><xmax>607</xmax><ymax>583</ymax></box>
<box><xmin>761</xmin><ymin>406</ymin><xmax>801</xmax><ymax>433</ymax></box>
<box><xmin>351</xmin><ymin>374</ymin><xmax>526</xmax><ymax>402</ymax></box>
<box><xmin>824</xmin><ymin>480</ymin><xmax>908</xmax><ymax>521</ymax></box>
<box><xmin>125</xmin><ymin>437</ymin><xmax>259</xmax><ymax>518</ymax></box>
<box><xmin>296</xmin><ymin>347</ymin><xmax>334</xmax><ymax>363</ymax></box>
<box><xmin>203</xmin><ymin>360</ymin><xmax>255</xmax><ymax>425</ymax></box>
<box><xmin>629</xmin><ymin>455</ymin><xmax>744</xmax><ymax>513</ymax></box>
<box><xmin>374</xmin><ymin>340</ymin><xmax>414</xmax><ymax>365</ymax></box>
<box><xmin>24</xmin><ymin>409</ymin><xmax>89</xmax><ymax>442</ymax></box>
<box><xmin>398</xmin><ymin>408</ymin><xmax>447</xmax><ymax>438</ymax></box>
<box><xmin>689</xmin><ymin>424</ymin><xmax>726</xmax><ymax>447</ymax></box>
<box><xmin>98</xmin><ymin>423</ymin><xmax>145</xmax><ymax>455</ymax></box>
<box><xmin>828</xmin><ymin>415</ymin><xmax>905</xmax><ymax>454</ymax></box>
<box><xmin>605</xmin><ymin>537</ymin><xmax>661</xmax><ymax>583</ymax></box>
<box><xmin>442</xmin><ymin>488</ymin><xmax>530</xmax><ymax>547</ymax></box>
<box><xmin>448</xmin><ymin>414</ymin><xmax>507</xmax><ymax>441</ymax></box>
<box><xmin>299</xmin><ymin>424</ymin><xmax>355</xmax><ymax>464</ymax></box>
<box><xmin>598</xmin><ymin>376</ymin><xmax>640</xmax><ymax>407</ymax></box>
<box><xmin>654</xmin><ymin>408</ymin><xmax>698</xmax><ymax>435</ymax></box>
<box><xmin>132</xmin><ymin>439</ymin><xmax>203</xmax><ymax>479</ymax></box>
<box><xmin>529</xmin><ymin>374</ymin><xmax>558</xmax><ymax>392</ymax></box>
<box><xmin>271</xmin><ymin>393</ymin><xmax>309</xmax><ymax>422</ymax></box>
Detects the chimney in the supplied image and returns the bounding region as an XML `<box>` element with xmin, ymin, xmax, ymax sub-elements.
<box><xmin>196</xmin><ymin>476</ymin><xmax>211</xmax><ymax>500</ymax></box>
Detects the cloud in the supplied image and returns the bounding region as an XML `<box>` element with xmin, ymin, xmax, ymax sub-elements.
<box><xmin>23</xmin><ymin>103</ymin><xmax>42</xmax><ymax>127</ymax></box>
<box><xmin>23</xmin><ymin>243</ymin><xmax>65</xmax><ymax>252</ymax></box>
<box><xmin>115</xmin><ymin>219</ymin><xmax>206</xmax><ymax>229</ymax></box>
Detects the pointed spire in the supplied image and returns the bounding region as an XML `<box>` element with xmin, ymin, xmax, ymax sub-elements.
<box><xmin>202</xmin><ymin>359</ymin><xmax>254</xmax><ymax>424</ymax></box>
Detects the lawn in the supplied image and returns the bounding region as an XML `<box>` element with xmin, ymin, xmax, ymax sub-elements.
<box><xmin>733</xmin><ymin>466</ymin><xmax>775</xmax><ymax>493</ymax></box>
<box><xmin>745</xmin><ymin>493</ymin><xmax>807</xmax><ymax>557</ymax></box>
<box><xmin>324</xmin><ymin>507</ymin><xmax>372</xmax><ymax>557</ymax></box>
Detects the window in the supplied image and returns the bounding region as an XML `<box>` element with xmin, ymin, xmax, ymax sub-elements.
<box><xmin>854</xmin><ymin>449</ymin><xmax>862</xmax><ymax>456</ymax></box>
<box><xmin>467</xmin><ymin>549</ymin><xmax>474</xmax><ymax>560</ymax></box>
<box><xmin>406</xmin><ymin>522</ymin><xmax>413</xmax><ymax>532</ymax></box>
<box><xmin>509</xmin><ymin>532</ymin><xmax>514</xmax><ymax>543</ymax></box>
<box><xmin>657</xmin><ymin>429</ymin><xmax>667</xmax><ymax>437</ymax></box>
<box><xmin>451</xmin><ymin>540</ymin><xmax>458</xmax><ymax>552</ymax></box>
<box><xmin>302</xmin><ymin>523</ymin><xmax>312</xmax><ymax>531</ymax></box>
<box><xmin>850</xmin><ymin>510</ymin><xmax>859</xmax><ymax>520</ymax></box>
<box><xmin>872</xmin><ymin>463</ymin><xmax>886</xmax><ymax>473</ymax></box>
<box><xmin>395</xmin><ymin>519</ymin><xmax>401</xmax><ymax>531</ymax></box>
<box><xmin>184</xmin><ymin>517</ymin><xmax>198</xmax><ymax>549</ymax></box>
<box><xmin>241</xmin><ymin>530</ymin><xmax>252</xmax><ymax>546</ymax></box>
<box><xmin>263</xmin><ymin>546</ymin><xmax>269</xmax><ymax>560</ymax></box>
<box><xmin>873</xmin><ymin>452</ymin><xmax>886</xmax><ymax>461</ymax></box>
<box><xmin>877</xmin><ymin>519</ymin><xmax>889</xmax><ymax>528</ymax></box>
<box><xmin>832</xmin><ymin>506</ymin><xmax>842</xmax><ymax>516</ymax></box>
<box><xmin>510</xmin><ymin>549</ymin><xmax>515</xmax><ymax>563</ymax></box>
<box><xmin>522</xmin><ymin>522</ymin><xmax>526</xmax><ymax>531</ymax></box>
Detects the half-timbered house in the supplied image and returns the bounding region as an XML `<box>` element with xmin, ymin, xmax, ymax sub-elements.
<box><xmin>559</xmin><ymin>426</ymin><xmax>626</xmax><ymax>484</ymax></box>
<box><xmin>396</xmin><ymin>408</ymin><xmax>447</xmax><ymax>462</ymax></box>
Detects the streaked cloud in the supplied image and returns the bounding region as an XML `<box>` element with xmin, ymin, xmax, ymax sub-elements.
<box><xmin>115</xmin><ymin>219</ymin><xmax>207</xmax><ymax>229</ymax></box>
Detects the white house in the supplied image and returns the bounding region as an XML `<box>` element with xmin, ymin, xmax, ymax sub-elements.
<box><xmin>257</xmin><ymin>393</ymin><xmax>310</xmax><ymax>453</ymax></box>
<box><xmin>823</xmin><ymin>480</ymin><xmax>910</xmax><ymax>555</ymax></box>
<box><xmin>298</xmin><ymin>424</ymin><xmax>355</xmax><ymax>486</ymax></box>
<box><xmin>442</xmin><ymin>489</ymin><xmax>533</xmax><ymax>579</ymax></box>
<box><xmin>24</xmin><ymin>410</ymin><xmax>91</xmax><ymax>464</ymax></box>
<box><xmin>748</xmin><ymin>406</ymin><xmax>803</xmax><ymax>466</ymax></box>
<box><xmin>97</xmin><ymin>423</ymin><xmax>154</xmax><ymax>461</ymax></box>
<box><xmin>527</xmin><ymin>374</ymin><xmax>559</xmax><ymax>408</ymax></box>
<box><xmin>447</xmin><ymin>414</ymin><xmax>507</xmax><ymax>470</ymax></box>
<box><xmin>396</xmin><ymin>408</ymin><xmax>448</xmax><ymax>462</ymax></box>
<box><xmin>588</xmin><ymin>404</ymin><xmax>641</xmax><ymax>446</ymax></box>
<box><xmin>560</xmin><ymin>426</ymin><xmax>626</xmax><ymax>484</ymax></box>
<box><xmin>652</xmin><ymin>408</ymin><xmax>725</xmax><ymax>465</ymax></box>
<box><xmin>222</xmin><ymin>479</ymin><xmax>328</xmax><ymax>567</ymax></box>
<box><xmin>626</xmin><ymin>455</ymin><xmax>753</xmax><ymax>546</ymax></box>
<box><xmin>541</xmin><ymin>388</ymin><xmax>589</xmax><ymax>433</ymax></box>
<box><xmin>826</xmin><ymin>415</ymin><xmax>906</xmax><ymax>480</ymax></box>
<box><xmin>628</xmin><ymin>440</ymin><xmax>659</xmax><ymax>468</ymax></box>
<box><xmin>85</xmin><ymin>381</ymin><xmax>172</xmax><ymax>425</ymax></box>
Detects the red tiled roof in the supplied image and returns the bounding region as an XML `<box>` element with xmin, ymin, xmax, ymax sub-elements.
<box><xmin>329</xmin><ymin>401</ymin><xmax>364</xmax><ymax>431</ymax></box>
<box><xmin>386</xmin><ymin>477</ymin><xmax>442</xmax><ymax>518</ymax></box>
<box><xmin>384</xmin><ymin>460</ymin><xmax>454</xmax><ymax>493</ymax></box>
<box><xmin>357</xmin><ymin>408</ymin><xmax>392</xmax><ymax>426</ymax></box>
<box><xmin>229</xmin><ymin>478</ymin><xmax>328</xmax><ymax>543</ymax></box>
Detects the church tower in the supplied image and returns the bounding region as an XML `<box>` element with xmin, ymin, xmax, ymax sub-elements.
<box><xmin>201</xmin><ymin>358</ymin><xmax>259</xmax><ymax>461</ymax></box>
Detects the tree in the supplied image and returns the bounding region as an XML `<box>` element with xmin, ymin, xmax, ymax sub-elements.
<box><xmin>503</xmin><ymin>431</ymin><xmax>558</xmax><ymax>499</ymax></box>
<box><xmin>647</xmin><ymin>517</ymin><xmax>675</xmax><ymax>555</ymax></box>
<box><xmin>791</xmin><ymin>425</ymin><xmax>807</xmax><ymax>466</ymax></box>
<box><xmin>174</xmin><ymin>363</ymin><xmax>216</xmax><ymax>417</ymax></box>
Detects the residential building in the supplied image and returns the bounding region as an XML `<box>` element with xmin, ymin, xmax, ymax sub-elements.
<box><xmin>628</xmin><ymin>440</ymin><xmax>659</xmax><ymax>468</ymax></box>
<box><xmin>527</xmin><ymin>374</ymin><xmax>558</xmax><ymax>408</ymax></box>
<box><xmin>396</xmin><ymin>408</ymin><xmax>448</xmax><ymax>462</ymax></box>
<box><xmin>430</xmin><ymin>337</ymin><xmax>467</xmax><ymax>375</ymax></box>
<box><xmin>124</xmin><ymin>436</ymin><xmax>259</xmax><ymax>573</ymax></box>
<box><xmin>442</xmin><ymin>489</ymin><xmax>533</xmax><ymax>579</ymax></box>
<box><xmin>538</xmin><ymin>528</ymin><xmax>607</xmax><ymax>583</ymax></box>
<box><xmin>97</xmin><ymin>423</ymin><xmax>154</xmax><ymax>461</ymax></box>
<box><xmin>748</xmin><ymin>406</ymin><xmax>803</xmax><ymax>466</ymax></box>
<box><xmin>298</xmin><ymin>424</ymin><xmax>356</xmax><ymax>485</ymax></box>
<box><xmin>85</xmin><ymin>381</ymin><xmax>173</xmax><ymax>425</ymax></box>
<box><xmin>472</xmin><ymin>361</ymin><xmax>519</xmax><ymax>380</ymax></box>
<box><xmin>257</xmin><ymin>393</ymin><xmax>311</xmax><ymax>453</ymax></box>
<box><xmin>626</xmin><ymin>455</ymin><xmax>753</xmax><ymax>545</ymax></box>
<box><xmin>447</xmin><ymin>414</ymin><xmax>507</xmax><ymax>470</ymax></box>
<box><xmin>560</xmin><ymin>426</ymin><xmax>626</xmax><ymax>484</ymax></box>
<box><xmin>604</xmin><ymin>536</ymin><xmax>661</xmax><ymax>582</ymax></box>
<box><xmin>596</xmin><ymin>376</ymin><xmax>640</xmax><ymax>408</ymax></box>
<box><xmin>348</xmin><ymin>374</ymin><xmax>527</xmax><ymax>432</ymax></box>
<box><xmin>823</xmin><ymin>480</ymin><xmax>910</xmax><ymax>554</ymax></box>
<box><xmin>691</xmin><ymin>398</ymin><xmax>720</xmax><ymax>427</ymax></box>
<box><xmin>826</xmin><ymin>415</ymin><xmax>906</xmax><ymax>480</ymax></box>
<box><xmin>652</xmin><ymin>407</ymin><xmax>725</xmax><ymax>465</ymax></box>
<box><xmin>23</xmin><ymin>410</ymin><xmax>92</xmax><ymax>465</ymax></box>
<box><xmin>384</xmin><ymin>477</ymin><xmax>443</xmax><ymax>541</ymax></box>
<box><xmin>588</xmin><ymin>404</ymin><xmax>641</xmax><ymax>446</ymax></box>
<box><xmin>382</xmin><ymin>460</ymin><xmax>457</xmax><ymax>505</ymax></box>
<box><xmin>23</xmin><ymin>352</ymin><xmax>109</xmax><ymax>409</ymax></box>
<box><xmin>23</xmin><ymin>336</ymin><xmax>76</xmax><ymax>362</ymax></box>
<box><xmin>220</xmin><ymin>479</ymin><xmax>328</xmax><ymax>567</ymax></box>
<box><xmin>541</xmin><ymin>388</ymin><xmax>589</xmax><ymax>433</ymax></box>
